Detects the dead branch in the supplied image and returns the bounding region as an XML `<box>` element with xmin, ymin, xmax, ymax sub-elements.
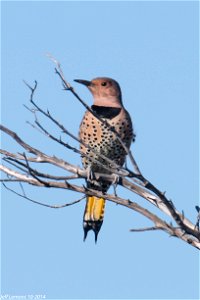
<box><xmin>24</xmin><ymin>80</ymin><xmax>129</xmax><ymax>177</ymax></box>
<box><xmin>1</xmin><ymin>161</ymin><xmax>199</xmax><ymax>249</ymax></box>
<box><xmin>1</xmin><ymin>125</ymin><xmax>199</xmax><ymax>248</ymax></box>
<box><xmin>52</xmin><ymin>57</ymin><xmax>140</xmax><ymax>174</ymax></box>
<box><xmin>1</xmin><ymin>64</ymin><xmax>199</xmax><ymax>249</ymax></box>
<box><xmin>1</xmin><ymin>123</ymin><xmax>197</xmax><ymax>237</ymax></box>
<box><xmin>130</xmin><ymin>226</ymin><xmax>162</xmax><ymax>232</ymax></box>
<box><xmin>3</xmin><ymin>183</ymin><xmax>85</xmax><ymax>208</ymax></box>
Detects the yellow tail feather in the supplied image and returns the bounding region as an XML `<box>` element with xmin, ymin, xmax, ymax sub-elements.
<box><xmin>83</xmin><ymin>196</ymin><xmax>105</xmax><ymax>242</ymax></box>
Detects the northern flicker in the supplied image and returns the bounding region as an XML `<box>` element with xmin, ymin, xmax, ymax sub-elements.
<box><xmin>74</xmin><ymin>77</ymin><xmax>134</xmax><ymax>242</ymax></box>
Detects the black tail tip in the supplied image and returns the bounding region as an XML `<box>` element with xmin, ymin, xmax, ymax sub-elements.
<box><xmin>94</xmin><ymin>231</ymin><xmax>99</xmax><ymax>244</ymax></box>
<box><xmin>83</xmin><ymin>221</ymin><xmax>102</xmax><ymax>243</ymax></box>
<box><xmin>83</xmin><ymin>230</ymin><xmax>88</xmax><ymax>242</ymax></box>
<box><xmin>83</xmin><ymin>228</ymin><xmax>99</xmax><ymax>244</ymax></box>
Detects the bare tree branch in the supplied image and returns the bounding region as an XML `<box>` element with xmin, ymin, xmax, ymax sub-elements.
<box><xmin>50</xmin><ymin>56</ymin><xmax>140</xmax><ymax>173</ymax></box>
<box><xmin>1</xmin><ymin>158</ymin><xmax>199</xmax><ymax>249</ymax></box>
<box><xmin>3</xmin><ymin>182</ymin><xmax>85</xmax><ymax>208</ymax></box>
<box><xmin>130</xmin><ymin>226</ymin><xmax>162</xmax><ymax>232</ymax></box>
<box><xmin>1</xmin><ymin>122</ymin><xmax>198</xmax><ymax>226</ymax></box>
<box><xmin>1</xmin><ymin>63</ymin><xmax>199</xmax><ymax>249</ymax></box>
<box><xmin>25</xmin><ymin>80</ymin><xmax>128</xmax><ymax>175</ymax></box>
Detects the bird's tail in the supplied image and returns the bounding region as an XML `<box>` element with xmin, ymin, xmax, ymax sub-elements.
<box><xmin>83</xmin><ymin>196</ymin><xmax>106</xmax><ymax>242</ymax></box>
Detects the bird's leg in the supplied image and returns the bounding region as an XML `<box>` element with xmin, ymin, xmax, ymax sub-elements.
<box><xmin>112</xmin><ymin>174</ymin><xmax>120</xmax><ymax>197</ymax></box>
<box><xmin>195</xmin><ymin>206</ymin><xmax>200</xmax><ymax>230</ymax></box>
<box><xmin>124</xmin><ymin>158</ymin><xmax>128</xmax><ymax>170</ymax></box>
<box><xmin>86</xmin><ymin>165</ymin><xmax>96</xmax><ymax>183</ymax></box>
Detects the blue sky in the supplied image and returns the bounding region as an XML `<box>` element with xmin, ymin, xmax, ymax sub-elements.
<box><xmin>1</xmin><ymin>1</ymin><xmax>199</xmax><ymax>299</ymax></box>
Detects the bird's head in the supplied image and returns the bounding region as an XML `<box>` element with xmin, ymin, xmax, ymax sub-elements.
<box><xmin>74</xmin><ymin>77</ymin><xmax>123</xmax><ymax>107</ymax></box>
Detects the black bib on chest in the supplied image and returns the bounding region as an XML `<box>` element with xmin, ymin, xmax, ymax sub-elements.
<box><xmin>91</xmin><ymin>105</ymin><xmax>121</xmax><ymax>119</ymax></box>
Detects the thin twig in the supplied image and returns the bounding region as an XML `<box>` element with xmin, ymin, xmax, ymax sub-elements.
<box><xmin>24</xmin><ymin>81</ymin><xmax>129</xmax><ymax>177</ymax></box>
<box><xmin>23</xmin><ymin>152</ymin><xmax>50</xmax><ymax>186</ymax></box>
<box><xmin>0</xmin><ymin>130</ymin><xmax>198</xmax><ymax>236</ymax></box>
<box><xmin>3</xmin><ymin>157</ymin><xmax>78</xmax><ymax>180</ymax></box>
<box><xmin>3</xmin><ymin>182</ymin><xmax>85</xmax><ymax>208</ymax></box>
<box><xmin>0</xmin><ymin>62</ymin><xmax>199</xmax><ymax>249</ymax></box>
<box><xmin>130</xmin><ymin>226</ymin><xmax>162</xmax><ymax>232</ymax></box>
<box><xmin>49</xmin><ymin>55</ymin><xmax>139</xmax><ymax>173</ymax></box>
<box><xmin>26</xmin><ymin>116</ymin><xmax>124</xmax><ymax>178</ymax></box>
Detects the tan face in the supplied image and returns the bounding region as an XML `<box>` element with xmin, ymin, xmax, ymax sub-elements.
<box><xmin>74</xmin><ymin>77</ymin><xmax>123</xmax><ymax>107</ymax></box>
<box><xmin>88</xmin><ymin>78</ymin><xmax>122</xmax><ymax>100</ymax></box>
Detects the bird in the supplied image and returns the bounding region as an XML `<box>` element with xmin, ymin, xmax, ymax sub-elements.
<box><xmin>74</xmin><ymin>77</ymin><xmax>134</xmax><ymax>242</ymax></box>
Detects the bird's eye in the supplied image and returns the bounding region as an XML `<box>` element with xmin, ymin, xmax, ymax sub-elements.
<box><xmin>101</xmin><ymin>82</ymin><xmax>107</xmax><ymax>86</ymax></box>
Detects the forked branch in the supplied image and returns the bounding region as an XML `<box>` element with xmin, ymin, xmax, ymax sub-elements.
<box><xmin>1</xmin><ymin>62</ymin><xmax>199</xmax><ymax>249</ymax></box>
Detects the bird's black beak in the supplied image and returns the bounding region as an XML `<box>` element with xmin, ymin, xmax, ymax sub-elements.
<box><xmin>74</xmin><ymin>79</ymin><xmax>91</xmax><ymax>87</ymax></box>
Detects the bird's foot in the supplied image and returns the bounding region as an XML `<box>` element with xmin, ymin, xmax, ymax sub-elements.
<box><xmin>86</xmin><ymin>165</ymin><xmax>96</xmax><ymax>183</ymax></box>
<box><xmin>112</xmin><ymin>174</ymin><xmax>120</xmax><ymax>197</ymax></box>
